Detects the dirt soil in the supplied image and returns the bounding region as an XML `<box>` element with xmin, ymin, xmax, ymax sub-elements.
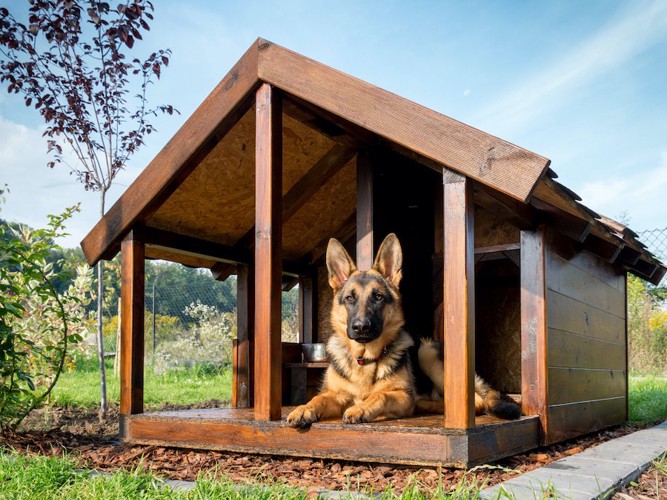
<box><xmin>0</xmin><ymin>403</ymin><xmax>659</xmax><ymax>496</ymax></box>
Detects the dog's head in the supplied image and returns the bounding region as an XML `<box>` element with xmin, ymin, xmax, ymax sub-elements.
<box><xmin>326</xmin><ymin>233</ymin><xmax>405</xmax><ymax>345</ymax></box>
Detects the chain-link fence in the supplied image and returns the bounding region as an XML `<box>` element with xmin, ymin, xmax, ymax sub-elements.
<box><xmin>638</xmin><ymin>227</ymin><xmax>667</xmax><ymax>285</ymax></box>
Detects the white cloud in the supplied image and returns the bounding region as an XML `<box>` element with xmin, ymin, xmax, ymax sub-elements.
<box><xmin>0</xmin><ymin>117</ymin><xmax>111</xmax><ymax>248</ymax></box>
<box><xmin>463</xmin><ymin>89</ymin><xmax>471</xmax><ymax>97</ymax></box>
<box><xmin>475</xmin><ymin>0</ymin><xmax>667</xmax><ymax>135</ymax></box>
<box><xmin>577</xmin><ymin>153</ymin><xmax>667</xmax><ymax>230</ymax></box>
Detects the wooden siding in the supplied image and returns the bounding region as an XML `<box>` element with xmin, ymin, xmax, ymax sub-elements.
<box><xmin>544</xmin><ymin>245</ymin><xmax>627</xmax><ymax>444</ymax></box>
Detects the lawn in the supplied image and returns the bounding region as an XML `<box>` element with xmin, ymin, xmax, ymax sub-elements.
<box><xmin>628</xmin><ymin>375</ymin><xmax>667</xmax><ymax>424</ymax></box>
<box><xmin>51</xmin><ymin>359</ymin><xmax>232</xmax><ymax>408</ymax></box>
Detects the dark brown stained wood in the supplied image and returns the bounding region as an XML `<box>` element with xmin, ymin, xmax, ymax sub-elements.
<box><xmin>120</xmin><ymin>230</ymin><xmax>145</xmax><ymax>416</ymax></box>
<box><xmin>356</xmin><ymin>149</ymin><xmax>374</xmax><ymax>270</ymax></box>
<box><xmin>474</xmin><ymin>243</ymin><xmax>521</xmax><ymax>254</ymax></box>
<box><xmin>302</xmin><ymin>214</ymin><xmax>357</xmax><ymax>267</ymax></box>
<box><xmin>474</xmin><ymin>183</ymin><xmax>538</xmax><ymax>230</ymax></box>
<box><xmin>234</xmin><ymin>264</ymin><xmax>253</xmax><ymax>408</ymax></box>
<box><xmin>547</xmin><ymin>368</ymin><xmax>626</xmax><ymax>405</ymax></box>
<box><xmin>124</xmin><ymin>408</ymin><xmax>541</xmax><ymax>467</ymax></box>
<box><xmin>547</xmin><ymin>251</ymin><xmax>626</xmax><ymax>315</ymax></box>
<box><xmin>546</xmin><ymin>397</ymin><xmax>626</xmax><ymax>444</ymax></box>
<box><xmin>584</xmin><ymin>235</ymin><xmax>624</xmax><ymax>264</ymax></box>
<box><xmin>467</xmin><ymin>416</ymin><xmax>540</xmax><ymax>464</ymax></box>
<box><xmin>548</xmin><ymin>329</ymin><xmax>626</xmax><ymax>370</ymax></box>
<box><xmin>254</xmin><ymin>83</ymin><xmax>283</xmax><ymax>420</ymax></box>
<box><xmin>144</xmin><ymin>227</ymin><xmax>251</xmax><ymax>264</ymax></box>
<box><xmin>144</xmin><ymin>246</ymin><xmax>217</xmax><ymax>269</ymax></box>
<box><xmin>547</xmin><ymin>291</ymin><xmax>625</xmax><ymax>343</ymax></box>
<box><xmin>474</xmin><ymin>204</ymin><xmax>521</xmax><ymax>248</ymax></box>
<box><xmin>632</xmin><ymin>258</ymin><xmax>660</xmax><ymax>281</ymax></box>
<box><xmin>520</xmin><ymin>227</ymin><xmax>548</xmax><ymax>441</ymax></box>
<box><xmin>442</xmin><ymin>169</ymin><xmax>475</xmax><ymax>429</ymax></box>
<box><xmin>616</xmin><ymin>246</ymin><xmax>641</xmax><ymax>266</ymax></box>
<box><xmin>531</xmin><ymin>197</ymin><xmax>592</xmax><ymax>243</ymax></box>
<box><xmin>81</xmin><ymin>42</ymin><xmax>261</xmax><ymax>266</ymax></box>
<box><xmin>555</xmin><ymin>247</ymin><xmax>626</xmax><ymax>291</ymax></box>
<box><xmin>299</xmin><ymin>275</ymin><xmax>315</xmax><ymax>343</ymax></box>
<box><xmin>211</xmin><ymin>262</ymin><xmax>236</xmax><ymax>282</ymax></box>
<box><xmin>257</xmin><ymin>41</ymin><xmax>550</xmax><ymax>202</ymax></box>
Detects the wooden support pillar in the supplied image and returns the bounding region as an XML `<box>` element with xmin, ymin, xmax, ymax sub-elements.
<box><xmin>253</xmin><ymin>83</ymin><xmax>283</xmax><ymax>420</ymax></box>
<box><xmin>442</xmin><ymin>169</ymin><xmax>475</xmax><ymax>429</ymax></box>
<box><xmin>233</xmin><ymin>264</ymin><xmax>254</xmax><ymax>408</ymax></box>
<box><xmin>298</xmin><ymin>275</ymin><xmax>315</xmax><ymax>343</ymax></box>
<box><xmin>120</xmin><ymin>229</ymin><xmax>145</xmax><ymax>418</ymax></box>
<box><xmin>356</xmin><ymin>149</ymin><xmax>374</xmax><ymax>270</ymax></box>
<box><xmin>520</xmin><ymin>226</ymin><xmax>549</xmax><ymax>442</ymax></box>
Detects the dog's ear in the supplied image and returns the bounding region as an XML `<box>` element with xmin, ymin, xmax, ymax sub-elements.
<box><xmin>326</xmin><ymin>238</ymin><xmax>357</xmax><ymax>291</ymax></box>
<box><xmin>372</xmin><ymin>233</ymin><xmax>402</xmax><ymax>288</ymax></box>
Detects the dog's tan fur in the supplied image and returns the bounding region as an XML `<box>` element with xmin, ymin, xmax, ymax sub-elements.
<box><xmin>417</xmin><ymin>338</ymin><xmax>521</xmax><ymax>420</ymax></box>
<box><xmin>286</xmin><ymin>234</ymin><xmax>415</xmax><ymax>427</ymax></box>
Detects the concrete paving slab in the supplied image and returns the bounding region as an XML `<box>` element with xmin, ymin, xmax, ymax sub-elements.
<box><xmin>482</xmin><ymin>420</ymin><xmax>667</xmax><ymax>499</ymax></box>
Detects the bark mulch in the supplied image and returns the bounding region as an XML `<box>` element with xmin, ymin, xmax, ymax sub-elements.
<box><xmin>0</xmin><ymin>403</ymin><xmax>657</xmax><ymax>496</ymax></box>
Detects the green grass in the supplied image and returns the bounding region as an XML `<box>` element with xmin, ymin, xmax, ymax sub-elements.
<box><xmin>628</xmin><ymin>375</ymin><xmax>667</xmax><ymax>425</ymax></box>
<box><xmin>0</xmin><ymin>451</ymin><xmax>307</xmax><ymax>499</ymax></box>
<box><xmin>52</xmin><ymin>359</ymin><xmax>232</xmax><ymax>408</ymax></box>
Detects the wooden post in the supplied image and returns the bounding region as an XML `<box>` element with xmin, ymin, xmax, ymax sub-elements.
<box><xmin>521</xmin><ymin>226</ymin><xmax>548</xmax><ymax>441</ymax></box>
<box><xmin>120</xmin><ymin>229</ymin><xmax>145</xmax><ymax>417</ymax></box>
<box><xmin>253</xmin><ymin>83</ymin><xmax>283</xmax><ymax>420</ymax></box>
<box><xmin>298</xmin><ymin>275</ymin><xmax>315</xmax><ymax>344</ymax></box>
<box><xmin>233</xmin><ymin>264</ymin><xmax>253</xmax><ymax>408</ymax></box>
<box><xmin>442</xmin><ymin>169</ymin><xmax>475</xmax><ymax>429</ymax></box>
<box><xmin>356</xmin><ymin>149</ymin><xmax>374</xmax><ymax>270</ymax></box>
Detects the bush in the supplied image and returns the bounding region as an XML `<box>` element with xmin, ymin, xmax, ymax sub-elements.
<box><xmin>628</xmin><ymin>275</ymin><xmax>667</xmax><ymax>374</ymax></box>
<box><xmin>0</xmin><ymin>192</ymin><xmax>92</xmax><ymax>430</ymax></box>
<box><xmin>153</xmin><ymin>301</ymin><xmax>236</xmax><ymax>373</ymax></box>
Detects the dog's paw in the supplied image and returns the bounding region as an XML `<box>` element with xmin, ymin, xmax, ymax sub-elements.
<box><xmin>286</xmin><ymin>405</ymin><xmax>318</xmax><ymax>428</ymax></box>
<box><xmin>342</xmin><ymin>405</ymin><xmax>373</xmax><ymax>424</ymax></box>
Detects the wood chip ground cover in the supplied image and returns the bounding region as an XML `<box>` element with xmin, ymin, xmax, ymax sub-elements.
<box><xmin>0</xmin><ymin>404</ymin><xmax>655</xmax><ymax>496</ymax></box>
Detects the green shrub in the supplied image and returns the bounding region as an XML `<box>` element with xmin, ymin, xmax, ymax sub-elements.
<box><xmin>0</xmin><ymin>191</ymin><xmax>92</xmax><ymax>430</ymax></box>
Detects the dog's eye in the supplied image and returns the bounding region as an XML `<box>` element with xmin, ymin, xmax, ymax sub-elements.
<box><xmin>344</xmin><ymin>294</ymin><xmax>355</xmax><ymax>304</ymax></box>
<box><xmin>373</xmin><ymin>292</ymin><xmax>384</xmax><ymax>302</ymax></box>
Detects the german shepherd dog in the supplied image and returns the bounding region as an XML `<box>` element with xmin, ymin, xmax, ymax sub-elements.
<box><xmin>286</xmin><ymin>233</ymin><xmax>415</xmax><ymax>426</ymax></box>
<box><xmin>286</xmin><ymin>233</ymin><xmax>520</xmax><ymax>427</ymax></box>
<box><xmin>417</xmin><ymin>338</ymin><xmax>521</xmax><ymax>419</ymax></box>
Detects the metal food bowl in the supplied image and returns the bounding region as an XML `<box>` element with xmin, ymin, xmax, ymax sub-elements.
<box><xmin>302</xmin><ymin>343</ymin><xmax>327</xmax><ymax>362</ymax></box>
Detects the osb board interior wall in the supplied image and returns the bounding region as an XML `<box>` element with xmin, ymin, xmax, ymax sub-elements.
<box><xmin>148</xmin><ymin>109</ymin><xmax>338</xmax><ymax>249</ymax></box>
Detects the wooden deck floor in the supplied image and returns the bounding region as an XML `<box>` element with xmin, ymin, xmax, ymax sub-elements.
<box><xmin>121</xmin><ymin>407</ymin><xmax>540</xmax><ymax>467</ymax></box>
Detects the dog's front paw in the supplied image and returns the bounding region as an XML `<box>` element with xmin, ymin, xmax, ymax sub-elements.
<box><xmin>286</xmin><ymin>405</ymin><xmax>318</xmax><ymax>428</ymax></box>
<box><xmin>342</xmin><ymin>405</ymin><xmax>374</xmax><ymax>424</ymax></box>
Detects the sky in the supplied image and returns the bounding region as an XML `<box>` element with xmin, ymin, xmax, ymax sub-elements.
<box><xmin>1</xmin><ymin>0</ymin><xmax>667</xmax><ymax>249</ymax></box>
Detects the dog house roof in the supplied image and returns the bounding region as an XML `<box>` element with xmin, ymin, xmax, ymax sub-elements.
<box><xmin>80</xmin><ymin>38</ymin><xmax>666</xmax><ymax>285</ymax></box>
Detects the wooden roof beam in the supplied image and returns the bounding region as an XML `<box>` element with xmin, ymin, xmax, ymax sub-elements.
<box><xmin>474</xmin><ymin>183</ymin><xmax>538</xmax><ymax>230</ymax></box>
<box><xmin>257</xmin><ymin>40</ymin><xmax>550</xmax><ymax>202</ymax></box>
<box><xmin>531</xmin><ymin>198</ymin><xmax>592</xmax><ymax>244</ymax></box>
<box><xmin>81</xmin><ymin>42</ymin><xmax>262</xmax><ymax>266</ymax></box>
<box><xmin>583</xmin><ymin>235</ymin><xmax>624</xmax><ymax>264</ymax></box>
<box><xmin>144</xmin><ymin>227</ymin><xmax>251</xmax><ymax>265</ymax></box>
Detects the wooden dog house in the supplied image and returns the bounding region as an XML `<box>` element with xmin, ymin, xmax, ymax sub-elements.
<box><xmin>81</xmin><ymin>39</ymin><xmax>666</xmax><ymax>467</ymax></box>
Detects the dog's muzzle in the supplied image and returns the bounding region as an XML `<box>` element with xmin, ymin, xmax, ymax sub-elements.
<box><xmin>348</xmin><ymin>317</ymin><xmax>380</xmax><ymax>343</ymax></box>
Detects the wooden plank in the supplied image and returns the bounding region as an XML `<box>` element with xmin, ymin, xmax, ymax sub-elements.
<box><xmin>554</xmin><ymin>247</ymin><xmax>625</xmax><ymax>291</ymax></box>
<box><xmin>298</xmin><ymin>275</ymin><xmax>315</xmax><ymax>343</ymax></box>
<box><xmin>120</xmin><ymin>230</ymin><xmax>145</xmax><ymax>417</ymax></box>
<box><xmin>82</xmin><ymin>41</ymin><xmax>261</xmax><ymax>266</ymax></box>
<box><xmin>234</xmin><ymin>264</ymin><xmax>253</xmax><ymax>408</ymax></box>
<box><xmin>547</xmin><ymin>291</ymin><xmax>625</xmax><ymax>343</ymax></box>
<box><xmin>253</xmin><ymin>83</ymin><xmax>283</xmax><ymax>420</ymax></box>
<box><xmin>520</xmin><ymin>227</ymin><xmax>549</xmax><ymax>443</ymax></box>
<box><xmin>258</xmin><ymin>40</ymin><xmax>550</xmax><ymax>202</ymax></box>
<box><xmin>531</xmin><ymin>198</ymin><xmax>592</xmax><ymax>243</ymax></box>
<box><xmin>144</xmin><ymin>227</ymin><xmax>251</xmax><ymax>264</ymax></box>
<box><xmin>547</xmin><ymin>251</ymin><xmax>626</xmax><ymax>316</ymax></box>
<box><xmin>548</xmin><ymin>329</ymin><xmax>626</xmax><ymax>370</ymax></box>
<box><xmin>546</xmin><ymin>398</ymin><xmax>626</xmax><ymax>445</ymax></box>
<box><xmin>473</xmin><ymin>183</ymin><xmax>538</xmax><ymax>230</ymax></box>
<box><xmin>356</xmin><ymin>149</ymin><xmax>374</xmax><ymax>269</ymax></box>
<box><xmin>547</xmin><ymin>368</ymin><xmax>626</xmax><ymax>406</ymax></box>
<box><xmin>442</xmin><ymin>169</ymin><xmax>475</xmax><ymax>429</ymax></box>
<box><xmin>125</xmin><ymin>409</ymin><xmax>541</xmax><ymax>467</ymax></box>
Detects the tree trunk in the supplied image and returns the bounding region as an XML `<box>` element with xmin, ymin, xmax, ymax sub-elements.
<box><xmin>96</xmin><ymin>191</ymin><xmax>108</xmax><ymax>420</ymax></box>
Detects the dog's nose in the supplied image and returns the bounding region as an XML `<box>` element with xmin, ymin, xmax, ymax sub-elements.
<box><xmin>351</xmin><ymin>318</ymin><xmax>371</xmax><ymax>335</ymax></box>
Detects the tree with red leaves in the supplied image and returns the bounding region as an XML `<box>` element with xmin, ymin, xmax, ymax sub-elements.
<box><xmin>0</xmin><ymin>1</ymin><xmax>177</xmax><ymax>419</ymax></box>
